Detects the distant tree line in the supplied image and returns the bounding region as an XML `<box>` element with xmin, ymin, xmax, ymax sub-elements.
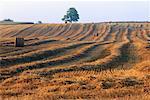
<box><xmin>3</xmin><ymin>19</ymin><xmax>14</xmax><ymax>22</ymax></box>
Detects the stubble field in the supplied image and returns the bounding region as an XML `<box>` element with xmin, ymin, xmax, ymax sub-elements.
<box><xmin>0</xmin><ymin>22</ymin><xmax>150</xmax><ymax>99</ymax></box>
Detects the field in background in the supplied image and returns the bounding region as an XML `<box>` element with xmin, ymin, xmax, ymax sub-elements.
<box><xmin>0</xmin><ymin>22</ymin><xmax>150</xmax><ymax>99</ymax></box>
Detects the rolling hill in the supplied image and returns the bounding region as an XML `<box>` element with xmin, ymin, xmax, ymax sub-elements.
<box><xmin>0</xmin><ymin>22</ymin><xmax>150</xmax><ymax>99</ymax></box>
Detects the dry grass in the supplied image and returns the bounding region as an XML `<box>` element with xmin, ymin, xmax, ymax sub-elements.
<box><xmin>0</xmin><ymin>22</ymin><xmax>150</xmax><ymax>99</ymax></box>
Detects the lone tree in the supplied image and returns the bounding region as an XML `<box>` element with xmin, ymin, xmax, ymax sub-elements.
<box><xmin>62</xmin><ymin>7</ymin><xmax>79</xmax><ymax>23</ymax></box>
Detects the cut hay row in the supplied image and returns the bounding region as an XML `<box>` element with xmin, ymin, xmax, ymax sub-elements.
<box><xmin>64</xmin><ymin>24</ymin><xmax>84</xmax><ymax>40</ymax></box>
<box><xmin>61</xmin><ymin>26</ymin><xmax>131</xmax><ymax>70</ymax></box>
<box><xmin>49</xmin><ymin>24</ymin><xmax>71</xmax><ymax>38</ymax></box>
<box><xmin>27</xmin><ymin>24</ymin><xmax>53</xmax><ymax>37</ymax></box>
<box><xmin>84</xmin><ymin>24</ymin><xmax>98</xmax><ymax>41</ymax></box>
<box><xmin>115</xmin><ymin>27</ymin><xmax>125</xmax><ymax>42</ymax></box>
<box><xmin>0</xmin><ymin>41</ymin><xmax>116</xmax><ymax>80</ymax></box>
<box><xmin>136</xmin><ymin>30</ymin><xmax>148</xmax><ymax>43</ymax></box>
<box><xmin>127</xmin><ymin>28</ymin><xmax>150</xmax><ymax>63</ymax></box>
<box><xmin>16</xmin><ymin>24</ymin><xmax>48</xmax><ymax>38</ymax></box>
<box><xmin>77</xmin><ymin>24</ymin><xmax>95</xmax><ymax>41</ymax></box>
<box><xmin>11</xmin><ymin>25</ymin><xmax>37</xmax><ymax>37</ymax></box>
<box><xmin>55</xmin><ymin>24</ymin><xmax>73</xmax><ymax>37</ymax></box>
<box><xmin>63</xmin><ymin>24</ymin><xmax>81</xmax><ymax>39</ymax></box>
<box><xmin>1</xmin><ymin>42</ymin><xmax>95</xmax><ymax>66</ymax></box>
<box><xmin>71</xmin><ymin>42</ymin><xmax>130</xmax><ymax>71</ymax></box>
<box><xmin>28</xmin><ymin>27</ymin><xmax>131</xmax><ymax>76</ymax></box>
<box><xmin>71</xmin><ymin>24</ymin><xmax>91</xmax><ymax>40</ymax></box>
<box><xmin>0</xmin><ymin>41</ymin><xmax>95</xmax><ymax>67</ymax></box>
<box><xmin>0</xmin><ymin>23</ymin><xmax>149</xmax><ymax>41</ymax></box>
<box><xmin>98</xmin><ymin>25</ymin><xmax>111</xmax><ymax>42</ymax></box>
<box><xmin>0</xmin><ymin>23</ymin><xmax>150</xmax><ymax>99</ymax></box>
<box><xmin>0</xmin><ymin>24</ymin><xmax>33</xmax><ymax>37</ymax></box>
<box><xmin>0</xmin><ymin>23</ymin><xmax>149</xmax><ymax>70</ymax></box>
<box><xmin>131</xmin><ymin>30</ymin><xmax>145</xmax><ymax>43</ymax></box>
<box><xmin>103</xmin><ymin>25</ymin><xmax>116</xmax><ymax>41</ymax></box>
<box><xmin>0</xmin><ymin>25</ymin><xmax>16</xmax><ymax>30</ymax></box>
<box><xmin>0</xmin><ymin>43</ymin><xmax>100</xmax><ymax>78</ymax></box>
<box><xmin>94</xmin><ymin>24</ymin><xmax>107</xmax><ymax>41</ymax></box>
<box><xmin>40</xmin><ymin>24</ymin><xmax>61</xmax><ymax>37</ymax></box>
<box><xmin>140</xmin><ymin>30</ymin><xmax>150</xmax><ymax>41</ymax></box>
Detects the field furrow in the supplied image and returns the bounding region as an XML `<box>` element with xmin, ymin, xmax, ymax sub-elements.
<box><xmin>0</xmin><ymin>22</ymin><xmax>150</xmax><ymax>99</ymax></box>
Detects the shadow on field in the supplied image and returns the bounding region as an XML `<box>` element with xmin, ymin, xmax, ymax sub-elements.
<box><xmin>26</xmin><ymin>39</ymin><xmax>58</xmax><ymax>46</ymax></box>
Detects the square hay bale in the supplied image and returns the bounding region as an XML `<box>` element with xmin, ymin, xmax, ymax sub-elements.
<box><xmin>15</xmin><ymin>38</ymin><xmax>24</xmax><ymax>47</ymax></box>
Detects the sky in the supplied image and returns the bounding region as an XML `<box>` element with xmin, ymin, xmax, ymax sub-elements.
<box><xmin>0</xmin><ymin>0</ymin><xmax>149</xmax><ymax>23</ymax></box>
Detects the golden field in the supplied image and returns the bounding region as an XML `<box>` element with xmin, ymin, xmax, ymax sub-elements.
<box><xmin>0</xmin><ymin>22</ymin><xmax>150</xmax><ymax>99</ymax></box>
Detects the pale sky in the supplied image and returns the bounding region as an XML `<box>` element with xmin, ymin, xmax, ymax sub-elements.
<box><xmin>0</xmin><ymin>0</ymin><xmax>149</xmax><ymax>23</ymax></box>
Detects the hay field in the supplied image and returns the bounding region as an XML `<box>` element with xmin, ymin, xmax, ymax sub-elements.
<box><xmin>0</xmin><ymin>22</ymin><xmax>150</xmax><ymax>99</ymax></box>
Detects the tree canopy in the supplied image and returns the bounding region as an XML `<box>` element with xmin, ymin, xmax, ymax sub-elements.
<box><xmin>62</xmin><ymin>7</ymin><xmax>79</xmax><ymax>23</ymax></box>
